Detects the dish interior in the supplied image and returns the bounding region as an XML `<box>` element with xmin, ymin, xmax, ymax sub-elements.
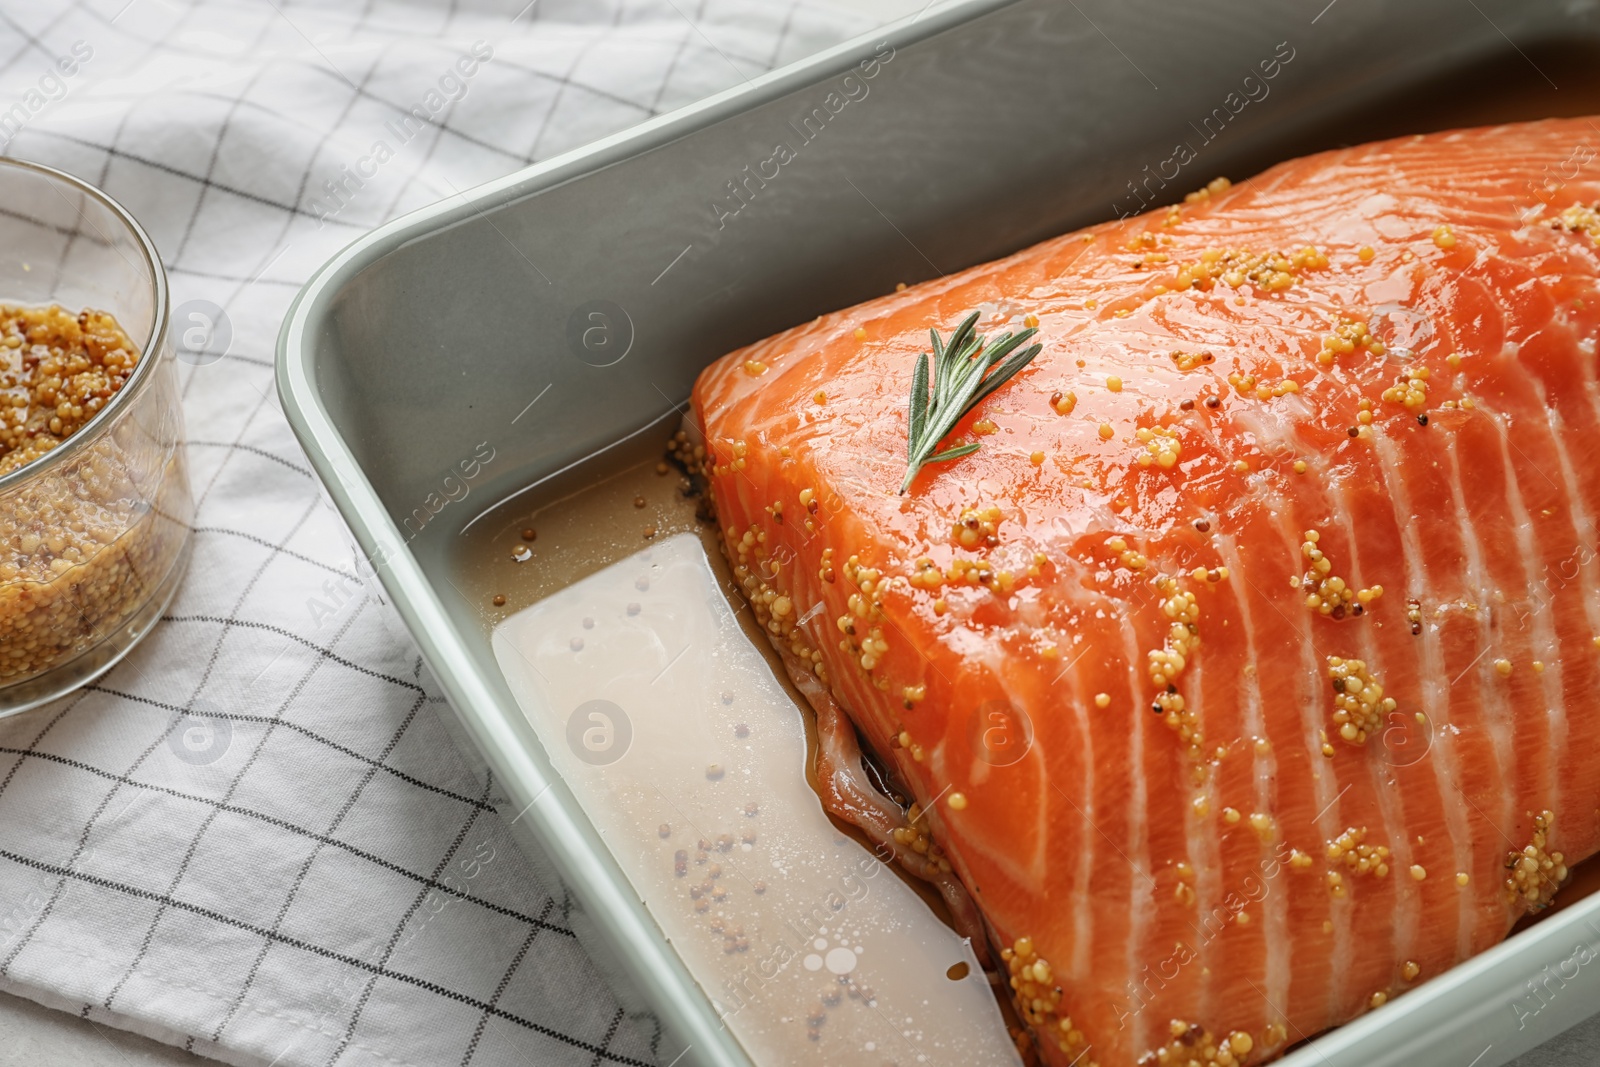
<box><xmin>298</xmin><ymin>6</ymin><xmax>1600</xmax><ymax>1063</ymax></box>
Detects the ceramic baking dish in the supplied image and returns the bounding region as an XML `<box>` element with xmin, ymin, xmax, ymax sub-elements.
<box><xmin>277</xmin><ymin>1</ymin><xmax>1600</xmax><ymax>1063</ymax></box>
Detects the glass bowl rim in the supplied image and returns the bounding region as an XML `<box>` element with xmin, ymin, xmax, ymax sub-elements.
<box><xmin>0</xmin><ymin>156</ymin><xmax>170</xmax><ymax>495</ymax></box>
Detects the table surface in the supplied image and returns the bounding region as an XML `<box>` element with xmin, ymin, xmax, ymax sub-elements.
<box><xmin>0</xmin><ymin>987</ymin><xmax>1592</xmax><ymax>1067</ymax></box>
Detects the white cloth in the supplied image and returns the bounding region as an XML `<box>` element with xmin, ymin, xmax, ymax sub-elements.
<box><xmin>0</xmin><ymin>2</ymin><xmax>889</xmax><ymax>1064</ymax></box>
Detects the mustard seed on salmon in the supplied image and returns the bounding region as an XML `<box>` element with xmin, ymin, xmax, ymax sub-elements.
<box><xmin>693</xmin><ymin>117</ymin><xmax>1600</xmax><ymax>1065</ymax></box>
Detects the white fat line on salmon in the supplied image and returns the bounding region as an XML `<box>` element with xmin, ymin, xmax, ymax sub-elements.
<box><xmin>1421</xmin><ymin>445</ymin><xmax>1515</xmax><ymax>919</ymax></box>
<box><xmin>1240</xmin><ymin>977</ymin><xmax>1329</xmax><ymax>1065</ymax></box>
<box><xmin>1491</xmin><ymin>422</ymin><xmax>1571</xmax><ymax>827</ymax></box>
<box><xmin>1325</xmin><ymin>485</ymin><xmax>1426</xmax><ymax>962</ymax></box>
<box><xmin>1114</xmin><ymin>841</ymin><xmax>1298</xmax><ymax>1031</ymax></box>
<box><xmin>1513</xmin><ymin>380</ymin><xmax>1600</xmax><ymax>654</ymax></box>
<box><xmin>709</xmin><ymin>42</ymin><xmax>895</xmax><ymax>229</ymax></box>
<box><xmin>1514</xmin><ymin>538</ymin><xmax>1600</xmax><ymax>631</ymax></box>
<box><xmin>1045</xmin><ymin>776</ymin><xmax>1156</xmax><ymax>891</ymax></box>
<box><xmin>1509</xmin><ymin>920</ymin><xmax>1600</xmax><ymax>1031</ymax></box>
<box><xmin>1368</xmin><ymin>431</ymin><xmax>1479</xmax><ymax>964</ymax></box>
<box><xmin>1311</xmin><ymin>782</ymin><xmax>1353</xmax><ymax>826</ymax></box>
<box><xmin>1503</xmin><ymin>427</ymin><xmax>1566</xmax><ymax>502</ymax></box>
<box><xmin>1206</xmin><ymin>528</ymin><xmax>1287</xmax><ymax>1019</ymax></box>
<box><xmin>1048</xmin><ymin>645</ymin><xmax>1093</xmax><ymax>686</ymax></box>
<box><xmin>1110</xmin><ymin>41</ymin><xmax>1296</xmax><ymax>220</ymax></box>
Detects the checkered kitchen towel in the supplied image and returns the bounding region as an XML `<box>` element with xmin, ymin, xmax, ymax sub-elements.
<box><xmin>0</xmin><ymin>2</ymin><xmax>898</xmax><ymax>1064</ymax></box>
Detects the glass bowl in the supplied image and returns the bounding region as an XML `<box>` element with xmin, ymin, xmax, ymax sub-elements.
<box><xmin>0</xmin><ymin>159</ymin><xmax>193</xmax><ymax>716</ymax></box>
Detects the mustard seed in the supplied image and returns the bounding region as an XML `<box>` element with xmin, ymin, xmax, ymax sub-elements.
<box><xmin>0</xmin><ymin>303</ymin><xmax>189</xmax><ymax>687</ymax></box>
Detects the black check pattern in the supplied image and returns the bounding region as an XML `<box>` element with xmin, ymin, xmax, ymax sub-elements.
<box><xmin>0</xmin><ymin>1</ymin><xmax>892</xmax><ymax>1064</ymax></box>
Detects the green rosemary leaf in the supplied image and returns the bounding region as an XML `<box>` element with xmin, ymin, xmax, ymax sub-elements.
<box><xmin>909</xmin><ymin>352</ymin><xmax>930</xmax><ymax>461</ymax></box>
<box><xmin>925</xmin><ymin>442</ymin><xmax>980</xmax><ymax>464</ymax></box>
<box><xmin>979</xmin><ymin>328</ymin><xmax>1036</xmax><ymax>368</ymax></box>
<box><xmin>945</xmin><ymin>310</ymin><xmax>980</xmax><ymax>361</ymax></box>
<box><xmin>900</xmin><ymin>312</ymin><xmax>1042</xmax><ymax>494</ymax></box>
<box><xmin>933</xmin><ymin>313</ymin><xmax>972</xmax><ymax>408</ymax></box>
<box><xmin>970</xmin><ymin>341</ymin><xmax>1042</xmax><ymax>407</ymax></box>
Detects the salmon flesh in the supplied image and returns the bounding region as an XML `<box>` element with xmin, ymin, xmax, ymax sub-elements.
<box><xmin>692</xmin><ymin>117</ymin><xmax>1600</xmax><ymax>1066</ymax></box>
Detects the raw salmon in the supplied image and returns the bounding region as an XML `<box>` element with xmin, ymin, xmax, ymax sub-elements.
<box><xmin>691</xmin><ymin>117</ymin><xmax>1600</xmax><ymax>1066</ymax></box>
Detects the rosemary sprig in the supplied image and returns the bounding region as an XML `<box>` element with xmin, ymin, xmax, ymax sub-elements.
<box><xmin>900</xmin><ymin>310</ymin><xmax>1041</xmax><ymax>494</ymax></box>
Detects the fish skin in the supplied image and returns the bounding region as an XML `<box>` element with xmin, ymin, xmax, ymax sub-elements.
<box><xmin>693</xmin><ymin>117</ymin><xmax>1600</xmax><ymax>1065</ymax></box>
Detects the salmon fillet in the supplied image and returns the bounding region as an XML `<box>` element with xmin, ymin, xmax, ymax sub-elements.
<box><xmin>691</xmin><ymin>117</ymin><xmax>1600</xmax><ymax>1066</ymax></box>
